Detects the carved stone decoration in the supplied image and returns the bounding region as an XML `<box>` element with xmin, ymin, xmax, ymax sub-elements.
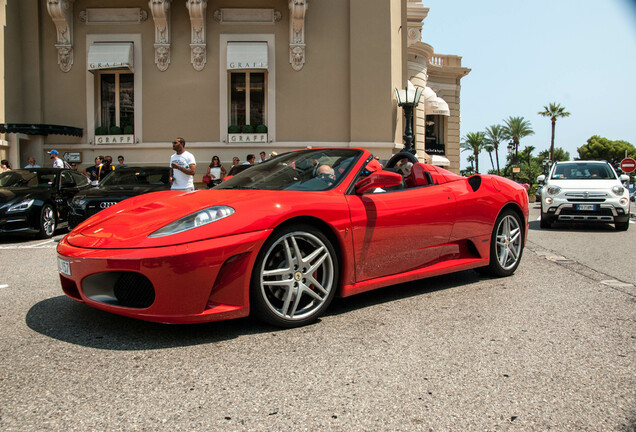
<box><xmin>149</xmin><ymin>0</ymin><xmax>172</xmax><ymax>71</ymax></box>
<box><xmin>186</xmin><ymin>0</ymin><xmax>207</xmax><ymax>71</ymax></box>
<box><xmin>47</xmin><ymin>0</ymin><xmax>75</xmax><ymax>72</ymax></box>
<box><xmin>288</xmin><ymin>0</ymin><xmax>308</xmax><ymax>71</ymax></box>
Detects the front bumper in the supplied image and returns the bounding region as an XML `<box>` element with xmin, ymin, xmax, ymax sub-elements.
<box><xmin>541</xmin><ymin>195</ymin><xmax>630</xmax><ymax>223</ymax></box>
<box><xmin>57</xmin><ymin>229</ymin><xmax>271</xmax><ymax>323</ymax></box>
<box><xmin>0</xmin><ymin>211</ymin><xmax>40</xmax><ymax>234</ymax></box>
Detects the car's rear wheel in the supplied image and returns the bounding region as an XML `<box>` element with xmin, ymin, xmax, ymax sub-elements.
<box><xmin>250</xmin><ymin>224</ymin><xmax>338</xmax><ymax>328</ymax></box>
<box><xmin>38</xmin><ymin>204</ymin><xmax>57</xmax><ymax>239</ymax></box>
<box><xmin>481</xmin><ymin>209</ymin><xmax>524</xmax><ymax>277</ymax></box>
<box><xmin>615</xmin><ymin>220</ymin><xmax>629</xmax><ymax>231</ymax></box>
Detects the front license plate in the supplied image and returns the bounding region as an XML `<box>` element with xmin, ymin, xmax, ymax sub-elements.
<box><xmin>576</xmin><ymin>204</ymin><xmax>596</xmax><ymax>211</ymax></box>
<box><xmin>57</xmin><ymin>257</ymin><xmax>71</xmax><ymax>276</ymax></box>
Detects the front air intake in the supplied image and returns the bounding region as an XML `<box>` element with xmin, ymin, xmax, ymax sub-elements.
<box><xmin>114</xmin><ymin>273</ymin><xmax>155</xmax><ymax>308</ymax></box>
<box><xmin>82</xmin><ymin>271</ymin><xmax>156</xmax><ymax>309</ymax></box>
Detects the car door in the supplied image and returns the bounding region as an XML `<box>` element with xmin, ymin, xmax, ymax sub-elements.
<box><xmin>345</xmin><ymin>184</ymin><xmax>456</xmax><ymax>282</ymax></box>
<box><xmin>55</xmin><ymin>170</ymin><xmax>83</xmax><ymax>222</ymax></box>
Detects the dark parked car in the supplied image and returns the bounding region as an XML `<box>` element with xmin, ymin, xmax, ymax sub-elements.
<box><xmin>69</xmin><ymin>166</ymin><xmax>171</xmax><ymax>229</ymax></box>
<box><xmin>0</xmin><ymin>168</ymin><xmax>93</xmax><ymax>238</ymax></box>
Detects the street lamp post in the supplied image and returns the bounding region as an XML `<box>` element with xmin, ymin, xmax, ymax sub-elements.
<box><xmin>395</xmin><ymin>82</ymin><xmax>423</xmax><ymax>155</ymax></box>
<box><xmin>507</xmin><ymin>142</ymin><xmax>515</xmax><ymax>181</ymax></box>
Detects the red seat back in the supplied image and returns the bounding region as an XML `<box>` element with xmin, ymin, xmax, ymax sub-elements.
<box><xmin>405</xmin><ymin>163</ymin><xmax>433</xmax><ymax>187</ymax></box>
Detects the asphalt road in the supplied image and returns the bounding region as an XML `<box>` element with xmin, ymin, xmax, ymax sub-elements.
<box><xmin>0</xmin><ymin>207</ymin><xmax>634</xmax><ymax>431</ymax></box>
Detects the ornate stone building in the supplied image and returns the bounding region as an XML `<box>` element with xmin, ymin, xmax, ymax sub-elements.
<box><xmin>0</xmin><ymin>0</ymin><xmax>468</xmax><ymax>173</ymax></box>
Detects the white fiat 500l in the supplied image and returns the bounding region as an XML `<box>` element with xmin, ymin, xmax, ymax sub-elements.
<box><xmin>538</xmin><ymin>161</ymin><xmax>631</xmax><ymax>231</ymax></box>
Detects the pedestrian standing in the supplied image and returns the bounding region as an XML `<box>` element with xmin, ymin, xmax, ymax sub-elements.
<box><xmin>48</xmin><ymin>150</ymin><xmax>64</xmax><ymax>168</ymax></box>
<box><xmin>205</xmin><ymin>155</ymin><xmax>226</xmax><ymax>188</ymax></box>
<box><xmin>170</xmin><ymin>137</ymin><xmax>196</xmax><ymax>191</ymax></box>
<box><xmin>24</xmin><ymin>157</ymin><xmax>40</xmax><ymax>168</ymax></box>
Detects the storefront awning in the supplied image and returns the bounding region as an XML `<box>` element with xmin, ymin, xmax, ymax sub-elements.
<box><xmin>227</xmin><ymin>42</ymin><xmax>268</xmax><ymax>70</ymax></box>
<box><xmin>0</xmin><ymin>123</ymin><xmax>83</xmax><ymax>137</ymax></box>
<box><xmin>423</xmin><ymin>87</ymin><xmax>450</xmax><ymax>116</ymax></box>
<box><xmin>431</xmin><ymin>155</ymin><xmax>451</xmax><ymax>167</ymax></box>
<box><xmin>88</xmin><ymin>43</ymin><xmax>134</xmax><ymax>72</ymax></box>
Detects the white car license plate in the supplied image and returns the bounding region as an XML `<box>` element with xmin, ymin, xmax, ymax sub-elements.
<box><xmin>57</xmin><ymin>257</ymin><xmax>71</xmax><ymax>276</ymax></box>
<box><xmin>577</xmin><ymin>204</ymin><xmax>596</xmax><ymax>211</ymax></box>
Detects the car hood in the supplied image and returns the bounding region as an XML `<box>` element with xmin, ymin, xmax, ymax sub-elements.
<box><xmin>0</xmin><ymin>187</ymin><xmax>45</xmax><ymax>205</ymax></box>
<box><xmin>65</xmin><ymin>189</ymin><xmax>345</xmax><ymax>249</ymax></box>
<box><xmin>76</xmin><ymin>185</ymin><xmax>169</xmax><ymax>200</ymax></box>
<box><xmin>546</xmin><ymin>179</ymin><xmax>623</xmax><ymax>191</ymax></box>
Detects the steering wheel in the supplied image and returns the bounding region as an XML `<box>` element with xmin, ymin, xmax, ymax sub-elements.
<box><xmin>385</xmin><ymin>151</ymin><xmax>418</xmax><ymax>169</ymax></box>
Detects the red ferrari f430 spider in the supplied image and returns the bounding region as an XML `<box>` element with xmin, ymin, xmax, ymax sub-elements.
<box><xmin>57</xmin><ymin>147</ymin><xmax>529</xmax><ymax>327</ymax></box>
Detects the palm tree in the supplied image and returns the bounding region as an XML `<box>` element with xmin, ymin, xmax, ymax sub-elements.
<box><xmin>502</xmin><ymin>116</ymin><xmax>534</xmax><ymax>173</ymax></box>
<box><xmin>484</xmin><ymin>124</ymin><xmax>505</xmax><ymax>174</ymax></box>
<box><xmin>538</xmin><ymin>102</ymin><xmax>570</xmax><ymax>163</ymax></box>
<box><xmin>461</xmin><ymin>131</ymin><xmax>485</xmax><ymax>174</ymax></box>
<box><xmin>484</xmin><ymin>144</ymin><xmax>495</xmax><ymax>172</ymax></box>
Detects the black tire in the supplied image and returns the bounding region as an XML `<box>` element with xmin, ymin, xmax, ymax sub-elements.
<box><xmin>250</xmin><ymin>224</ymin><xmax>339</xmax><ymax>328</ymax></box>
<box><xmin>38</xmin><ymin>204</ymin><xmax>57</xmax><ymax>239</ymax></box>
<box><xmin>615</xmin><ymin>221</ymin><xmax>629</xmax><ymax>231</ymax></box>
<box><xmin>539</xmin><ymin>211</ymin><xmax>552</xmax><ymax>229</ymax></box>
<box><xmin>480</xmin><ymin>209</ymin><xmax>524</xmax><ymax>277</ymax></box>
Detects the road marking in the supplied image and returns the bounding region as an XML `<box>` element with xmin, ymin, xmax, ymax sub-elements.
<box><xmin>0</xmin><ymin>239</ymin><xmax>57</xmax><ymax>249</ymax></box>
<box><xmin>0</xmin><ymin>284</ymin><xmax>8</xmax><ymax>289</ymax></box>
<box><xmin>600</xmin><ymin>279</ymin><xmax>635</xmax><ymax>288</ymax></box>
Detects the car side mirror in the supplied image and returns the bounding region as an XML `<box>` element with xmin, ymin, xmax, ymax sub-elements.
<box><xmin>536</xmin><ymin>174</ymin><xmax>545</xmax><ymax>184</ymax></box>
<box><xmin>355</xmin><ymin>170</ymin><xmax>403</xmax><ymax>194</ymax></box>
<box><xmin>620</xmin><ymin>174</ymin><xmax>629</xmax><ymax>184</ymax></box>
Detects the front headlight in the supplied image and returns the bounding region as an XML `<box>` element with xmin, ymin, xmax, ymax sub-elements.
<box><xmin>148</xmin><ymin>206</ymin><xmax>234</xmax><ymax>238</ymax></box>
<box><xmin>546</xmin><ymin>186</ymin><xmax>561</xmax><ymax>196</ymax></box>
<box><xmin>7</xmin><ymin>198</ymin><xmax>35</xmax><ymax>212</ymax></box>
<box><xmin>611</xmin><ymin>185</ymin><xmax>625</xmax><ymax>196</ymax></box>
<box><xmin>72</xmin><ymin>197</ymin><xmax>88</xmax><ymax>209</ymax></box>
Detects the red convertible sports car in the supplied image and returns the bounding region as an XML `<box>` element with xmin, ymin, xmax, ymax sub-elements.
<box><xmin>57</xmin><ymin>147</ymin><xmax>529</xmax><ymax>328</ymax></box>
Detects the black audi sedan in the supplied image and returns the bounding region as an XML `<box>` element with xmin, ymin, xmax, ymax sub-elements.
<box><xmin>69</xmin><ymin>166</ymin><xmax>171</xmax><ymax>229</ymax></box>
<box><xmin>0</xmin><ymin>168</ymin><xmax>93</xmax><ymax>238</ymax></box>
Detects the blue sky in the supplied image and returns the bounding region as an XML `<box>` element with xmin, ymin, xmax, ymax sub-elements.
<box><xmin>421</xmin><ymin>0</ymin><xmax>636</xmax><ymax>170</ymax></box>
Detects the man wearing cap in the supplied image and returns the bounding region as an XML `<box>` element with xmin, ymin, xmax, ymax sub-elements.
<box><xmin>48</xmin><ymin>150</ymin><xmax>64</xmax><ymax>168</ymax></box>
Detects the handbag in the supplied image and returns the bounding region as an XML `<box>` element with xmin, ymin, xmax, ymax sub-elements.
<box><xmin>202</xmin><ymin>175</ymin><xmax>211</xmax><ymax>184</ymax></box>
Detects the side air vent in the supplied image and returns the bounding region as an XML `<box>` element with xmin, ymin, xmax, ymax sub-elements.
<box><xmin>468</xmin><ymin>175</ymin><xmax>481</xmax><ymax>192</ymax></box>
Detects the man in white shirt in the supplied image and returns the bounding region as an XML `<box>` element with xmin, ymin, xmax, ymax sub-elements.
<box><xmin>48</xmin><ymin>150</ymin><xmax>65</xmax><ymax>168</ymax></box>
<box><xmin>169</xmin><ymin>137</ymin><xmax>196</xmax><ymax>191</ymax></box>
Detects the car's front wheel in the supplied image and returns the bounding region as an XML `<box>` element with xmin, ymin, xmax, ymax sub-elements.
<box><xmin>480</xmin><ymin>209</ymin><xmax>524</xmax><ymax>277</ymax></box>
<box><xmin>38</xmin><ymin>204</ymin><xmax>57</xmax><ymax>239</ymax></box>
<box><xmin>615</xmin><ymin>220</ymin><xmax>629</xmax><ymax>231</ymax></box>
<box><xmin>539</xmin><ymin>211</ymin><xmax>553</xmax><ymax>229</ymax></box>
<box><xmin>250</xmin><ymin>224</ymin><xmax>339</xmax><ymax>328</ymax></box>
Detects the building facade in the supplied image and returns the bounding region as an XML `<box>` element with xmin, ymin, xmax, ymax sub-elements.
<box><xmin>1</xmin><ymin>0</ymin><xmax>468</xmax><ymax>173</ymax></box>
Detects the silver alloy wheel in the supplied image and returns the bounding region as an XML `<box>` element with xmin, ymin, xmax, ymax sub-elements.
<box><xmin>495</xmin><ymin>214</ymin><xmax>522</xmax><ymax>270</ymax></box>
<box><xmin>259</xmin><ymin>231</ymin><xmax>335</xmax><ymax>322</ymax></box>
<box><xmin>41</xmin><ymin>205</ymin><xmax>56</xmax><ymax>237</ymax></box>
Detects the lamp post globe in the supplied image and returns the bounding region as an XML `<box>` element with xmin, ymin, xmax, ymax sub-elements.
<box><xmin>395</xmin><ymin>81</ymin><xmax>423</xmax><ymax>155</ymax></box>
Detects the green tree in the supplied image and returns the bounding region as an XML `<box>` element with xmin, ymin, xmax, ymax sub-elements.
<box><xmin>484</xmin><ymin>124</ymin><xmax>506</xmax><ymax>175</ymax></box>
<box><xmin>484</xmin><ymin>144</ymin><xmax>495</xmax><ymax>172</ymax></box>
<box><xmin>461</xmin><ymin>132</ymin><xmax>485</xmax><ymax>174</ymax></box>
<box><xmin>538</xmin><ymin>148</ymin><xmax>570</xmax><ymax>162</ymax></box>
<box><xmin>577</xmin><ymin>136</ymin><xmax>636</xmax><ymax>169</ymax></box>
<box><xmin>462</xmin><ymin>155</ymin><xmax>475</xmax><ymax>176</ymax></box>
<box><xmin>502</xmin><ymin>116</ymin><xmax>534</xmax><ymax>173</ymax></box>
<box><xmin>538</xmin><ymin>102</ymin><xmax>570</xmax><ymax>163</ymax></box>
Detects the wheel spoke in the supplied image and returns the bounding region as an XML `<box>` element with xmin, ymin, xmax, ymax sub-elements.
<box><xmin>258</xmin><ymin>230</ymin><xmax>335</xmax><ymax>323</ymax></box>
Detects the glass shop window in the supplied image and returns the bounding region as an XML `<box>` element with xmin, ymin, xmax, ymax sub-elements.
<box><xmin>229</xmin><ymin>71</ymin><xmax>266</xmax><ymax>130</ymax></box>
<box><xmin>98</xmin><ymin>71</ymin><xmax>134</xmax><ymax>135</ymax></box>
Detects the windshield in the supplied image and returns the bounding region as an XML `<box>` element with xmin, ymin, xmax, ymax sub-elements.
<box><xmin>550</xmin><ymin>162</ymin><xmax>616</xmax><ymax>180</ymax></box>
<box><xmin>216</xmin><ymin>148</ymin><xmax>363</xmax><ymax>191</ymax></box>
<box><xmin>0</xmin><ymin>170</ymin><xmax>57</xmax><ymax>188</ymax></box>
<box><xmin>100</xmin><ymin>167</ymin><xmax>171</xmax><ymax>187</ymax></box>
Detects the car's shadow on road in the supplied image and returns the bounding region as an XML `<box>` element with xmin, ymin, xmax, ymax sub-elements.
<box><xmin>26</xmin><ymin>270</ymin><xmax>481</xmax><ymax>351</ymax></box>
<box><xmin>528</xmin><ymin>219</ymin><xmax>617</xmax><ymax>232</ymax></box>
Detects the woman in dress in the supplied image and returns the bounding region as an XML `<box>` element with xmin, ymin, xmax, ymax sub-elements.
<box><xmin>205</xmin><ymin>155</ymin><xmax>226</xmax><ymax>188</ymax></box>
